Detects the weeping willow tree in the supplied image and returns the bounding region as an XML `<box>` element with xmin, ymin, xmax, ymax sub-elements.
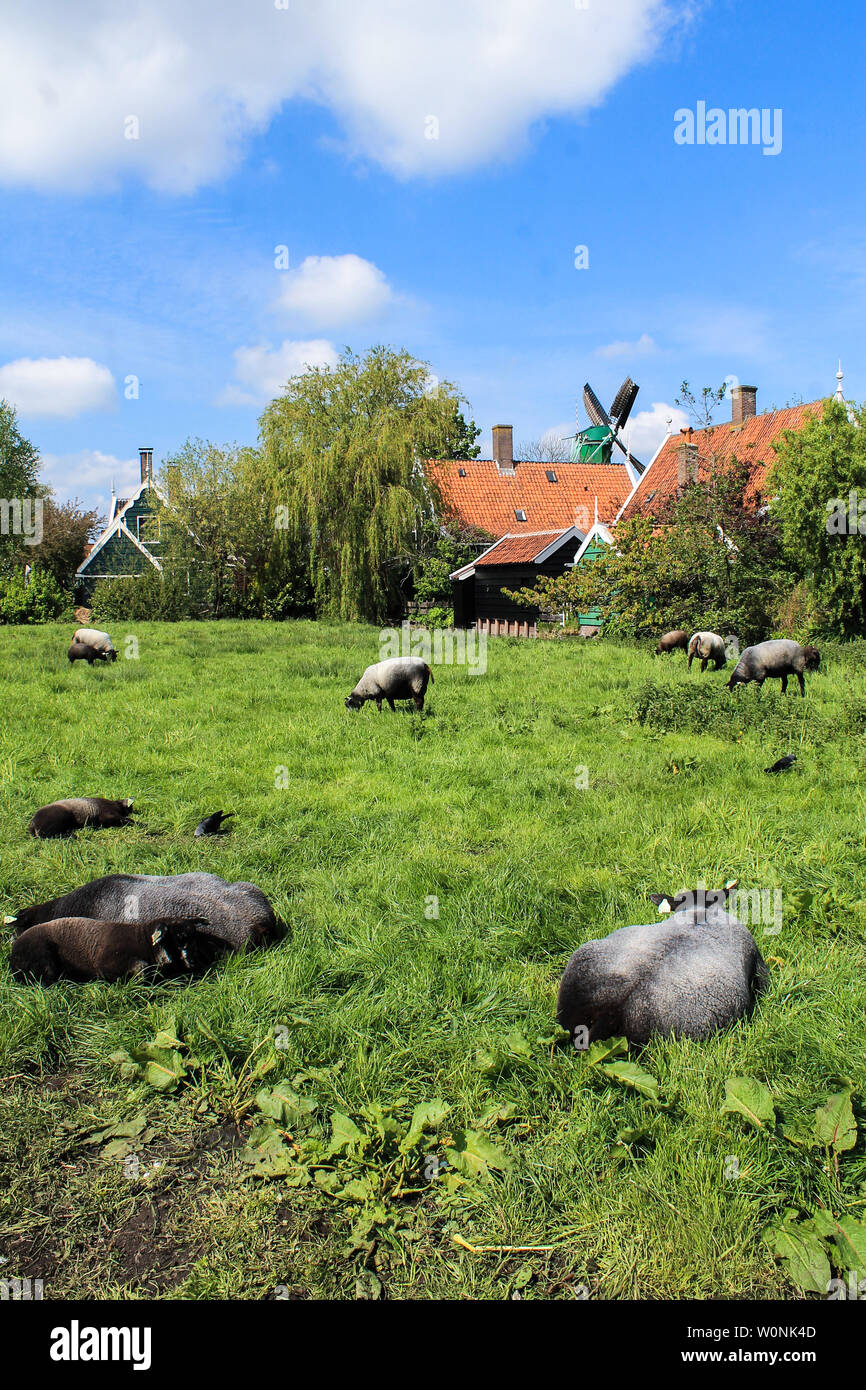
<box><xmin>260</xmin><ymin>345</ymin><xmax>477</xmax><ymax>622</ymax></box>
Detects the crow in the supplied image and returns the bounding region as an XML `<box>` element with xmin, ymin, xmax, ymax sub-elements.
<box><xmin>765</xmin><ymin>754</ymin><xmax>797</xmax><ymax>774</ymax></box>
<box><xmin>194</xmin><ymin>811</ymin><xmax>235</xmax><ymax>837</ymax></box>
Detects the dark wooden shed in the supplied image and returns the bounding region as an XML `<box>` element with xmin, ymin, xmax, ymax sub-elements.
<box><xmin>451</xmin><ymin>527</ymin><xmax>585</xmax><ymax>635</ymax></box>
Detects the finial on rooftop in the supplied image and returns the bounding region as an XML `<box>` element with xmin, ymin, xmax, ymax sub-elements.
<box><xmin>835</xmin><ymin>360</ymin><xmax>844</xmax><ymax>402</ymax></box>
<box><xmin>666</xmin><ymin>415</ymin><xmax>673</xmax><ymax>435</ymax></box>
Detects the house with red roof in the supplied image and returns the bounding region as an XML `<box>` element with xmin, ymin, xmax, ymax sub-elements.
<box><xmin>437</xmin><ymin>377</ymin><xmax>839</xmax><ymax>635</ymax></box>
<box><xmin>430</xmin><ymin>423</ymin><xmax>635</xmax><ymax>634</ymax></box>
<box><xmin>615</xmin><ymin>385</ymin><xmax>824</xmax><ymax>525</ymax></box>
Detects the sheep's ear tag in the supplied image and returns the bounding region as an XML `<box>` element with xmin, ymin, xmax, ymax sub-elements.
<box><xmin>151</xmin><ymin>928</ymin><xmax>163</xmax><ymax>945</ymax></box>
<box><xmin>124</xmin><ymin>798</ymin><xmax>134</xmax><ymax>809</ymax></box>
<box><xmin>3</xmin><ymin>914</ymin><xmax>17</xmax><ymax>925</ymax></box>
<box><xmin>658</xmin><ymin>898</ymin><xmax>672</xmax><ymax>915</ymax></box>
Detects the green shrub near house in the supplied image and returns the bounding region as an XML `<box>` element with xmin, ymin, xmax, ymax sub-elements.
<box><xmin>0</xmin><ymin>567</ymin><xmax>70</xmax><ymax>624</ymax></box>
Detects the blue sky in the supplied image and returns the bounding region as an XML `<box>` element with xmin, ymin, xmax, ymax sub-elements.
<box><xmin>0</xmin><ymin>0</ymin><xmax>862</xmax><ymax>514</ymax></box>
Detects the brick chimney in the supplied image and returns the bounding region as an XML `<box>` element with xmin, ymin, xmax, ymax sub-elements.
<box><xmin>677</xmin><ymin>439</ymin><xmax>699</xmax><ymax>487</ymax></box>
<box><xmin>139</xmin><ymin>447</ymin><xmax>154</xmax><ymax>485</ymax></box>
<box><xmin>492</xmin><ymin>424</ymin><xmax>514</xmax><ymax>472</ymax></box>
<box><xmin>730</xmin><ymin>385</ymin><xmax>757</xmax><ymax>426</ymax></box>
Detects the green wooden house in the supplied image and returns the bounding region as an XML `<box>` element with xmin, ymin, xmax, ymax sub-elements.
<box><xmin>75</xmin><ymin>448</ymin><xmax>168</xmax><ymax>601</ymax></box>
<box><xmin>570</xmin><ymin>521</ymin><xmax>616</xmax><ymax>630</ymax></box>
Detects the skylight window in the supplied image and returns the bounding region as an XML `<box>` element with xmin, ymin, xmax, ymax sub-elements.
<box><xmin>514</xmin><ymin>509</ymin><xmax>527</xmax><ymax>522</ymax></box>
<box><xmin>546</xmin><ymin>470</ymin><xmax>558</xmax><ymax>483</ymax></box>
<box><xmin>458</xmin><ymin>467</ymin><xmax>466</xmax><ymax>477</ymax></box>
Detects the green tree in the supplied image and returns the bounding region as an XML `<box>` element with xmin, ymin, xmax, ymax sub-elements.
<box><xmin>412</xmin><ymin>517</ymin><xmax>495</xmax><ymax>605</ymax></box>
<box><xmin>32</xmin><ymin>497</ymin><xmax>102</xmax><ymax>591</ymax></box>
<box><xmin>770</xmin><ymin>398</ymin><xmax>866</xmax><ymax>637</ymax></box>
<box><xmin>261</xmin><ymin>345</ymin><xmax>475</xmax><ymax>622</ymax></box>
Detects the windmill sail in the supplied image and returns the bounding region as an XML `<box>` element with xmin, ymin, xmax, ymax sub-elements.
<box><xmin>610</xmin><ymin>377</ymin><xmax>639</xmax><ymax>430</ymax></box>
<box><xmin>583</xmin><ymin>383</ymin><xmax>611</xmax><ymax>429</ymax></box>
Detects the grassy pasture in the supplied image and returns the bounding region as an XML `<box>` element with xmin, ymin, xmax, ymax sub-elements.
<box><xmin>1</xmin><ymin>620</ymin><xmax>865</xmax><ymax>1300</ymax></box>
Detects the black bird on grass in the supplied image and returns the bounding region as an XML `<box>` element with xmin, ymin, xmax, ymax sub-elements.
<box><xmin>764</xmin><ymin>754</ymin><xmax>797</xmax><ymax>775</ymax></box>
<box><xmin>194</xmin><ymin>811</ymin><xmax>235</xmax><ymax>837</ymax></box>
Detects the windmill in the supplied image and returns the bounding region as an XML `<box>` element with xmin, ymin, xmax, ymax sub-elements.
<box><xmin>571</xmin><ymin>377</ymin><xmax>646</xmax><ymax>476</ymax></box>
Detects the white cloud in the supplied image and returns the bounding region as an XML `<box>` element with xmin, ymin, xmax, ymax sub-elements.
<box><xmin>594</xmin><ymin>333</ymin><xmax>658</xmax><ymax>360</ymax></box>
<box><xmin>0</xmin><ymin>356</ymin><xmax>116</xmax><ymax>417</ymax></box>
<box><xmin>0</xmin><ymin>1</ymin><xmax>679</xmax><ymax>191</ymax></box>
<box><xmin>276</xmin><ymin>255</ymin><xmax>397</xmax><ymax>327</ymax></box>
<box><xmin>620</xmin><ymin>401</ymin><xmax>689</xmax><ymax>463</ymax></box>
<box><xmin>40</xmin><ymin>449</ymin><xmax>139</xmax><ymax>511</ymax></box>
<box><xmin>218</xmin><ymin>338</ymin><xmax>339</xmax><ymax>406</ymax></box>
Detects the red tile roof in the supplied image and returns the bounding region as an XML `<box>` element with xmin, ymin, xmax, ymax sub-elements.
<box><xmin>426</xmin><ymin>457</ymin><xmax>633</xmax><ymax>538</ymax></box>
<box><xmin>618</xmin><ymin>401</ymin><xmax>824</xmax><ymax>522</ymax></box>
<box><xmin>473</xmin><ymin>530</ymin><xmax>569</xmax><ymax>566</ymax></box>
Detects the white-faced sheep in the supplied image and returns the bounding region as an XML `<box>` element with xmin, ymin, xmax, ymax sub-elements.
<box><xmin>728</xmin><ymin>639</ymin><xmax>820</xmax><ymax>696</ymax></box>
<box><xmin>345</xmin><ymin>656</ymin><xmax>433</xmax><ymax>711</ymax></box>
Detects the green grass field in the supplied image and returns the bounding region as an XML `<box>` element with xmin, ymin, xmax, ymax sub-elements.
<box><xmin>1</xmin><ymin>620</ymin><xmax>865</xmax><ymax>1300</ymax></box>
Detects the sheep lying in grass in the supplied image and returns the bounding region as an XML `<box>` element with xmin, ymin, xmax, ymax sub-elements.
<box><xmin>7</xmin><ymin>872</ymin><xmax>275</xmax><ymax>953</ymax></box>
<box><xmin>72</xmin><ymin>627</ymin><xmax>117</xmax><ymax>662</ymax></box>
<box><xmin>655</xmin><ymin>629</ymin><xmax>689</xmax><ymax>655</ymax></box>
<box><xmin>687</xmin><ymin>631</ymin><xmax>727</xmax><ymax>672</ymax></box>
<box><xmin>28</xmin><ymin>796</ymin><xmax>134</xmax><ymax>839</ymax></box>
<box><xmin>10</xmin><ymin>915</ymin><xmax>209</xmax><ymax>985</ymax></box>
<box><xmin>728</xmin><ymin>639</ymin><xmax>820</xmax><ymax>696</ymax></box>
<box><xmin>345</xmin><ymin>656</ymin><xmax>433</xmax><ymax>711</ymax></box>
<box><xmin>556</xmin><ymin>902</ymin><xmax>768</xmax><ymax>1046</ymax></box>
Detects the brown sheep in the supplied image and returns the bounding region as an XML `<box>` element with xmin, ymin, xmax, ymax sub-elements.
<box><xmin>655</xmin><ymin>629</ymin><xmax>689</xmax><ymax>655</ymax></box>
<box><xmin>9</xmin><ymin>916</ymin><xmax>209</xmax><ymax>985</ymax></box>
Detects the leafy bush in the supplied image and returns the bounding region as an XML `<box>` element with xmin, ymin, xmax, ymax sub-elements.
<box><xmin>423</xmin><ymin>606</ymin><xmax>454</xmax><ymax>629</ymax></box>
<box><xmin>0</xmin><ymin>566</ymin><xmax>69</xmax><ymax>624</ymax></box>
<box><xmin>89</xmin><ymin>569</ymin><xmax>195</xmax><ymax>622</ymax></box>
<box><xmin>633</xmin><ymin>678</ymin><xmax>829</xmax><ymax>741</ymax></box>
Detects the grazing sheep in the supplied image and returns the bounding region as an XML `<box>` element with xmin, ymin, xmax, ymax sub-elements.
<box><xmin>7</xmin><ymin>872</ymin><xmax>275</xmax><ymax>953</ymax></box>
<box><xmin>73</xmin><ymin>627</ymin><xmax>117</xmax><ymax>662</ymax></box>
<box><xmin>687</xmin><ymin>630</ymin><xmax>727</xmax><ymax>672</ymax></box>
<box><xmin>556</xmin><ymin>902</ymin><xmax>768</xmax><ymax>1046</ymax></box>
<box><xmin>345</xmin><ymin>656</ymin><xmax>434</xmax><ymax>712</ymax></box>
<box><xmin>728</xmin><ymin>639</ymin><xmax>820</xmax><ymax>697</ymax></box>
<box><xmin>67</xmin><ymin>641</ymin><xmax>109</xmax><ymax>666</ymax></box>
<box><xmin>655</xmin><ymin>629</ymin><xmax>689</xmax><ymax>655</ymax></box>
<box><xmin>28</xmin><ymin>796</ymin><xmax>134</xmax><ymax>839</ymax></box>
<box><xmin>10</xmin><ymin>915</ymin><xmax>209</xmax><ymax>985</ymax></box>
